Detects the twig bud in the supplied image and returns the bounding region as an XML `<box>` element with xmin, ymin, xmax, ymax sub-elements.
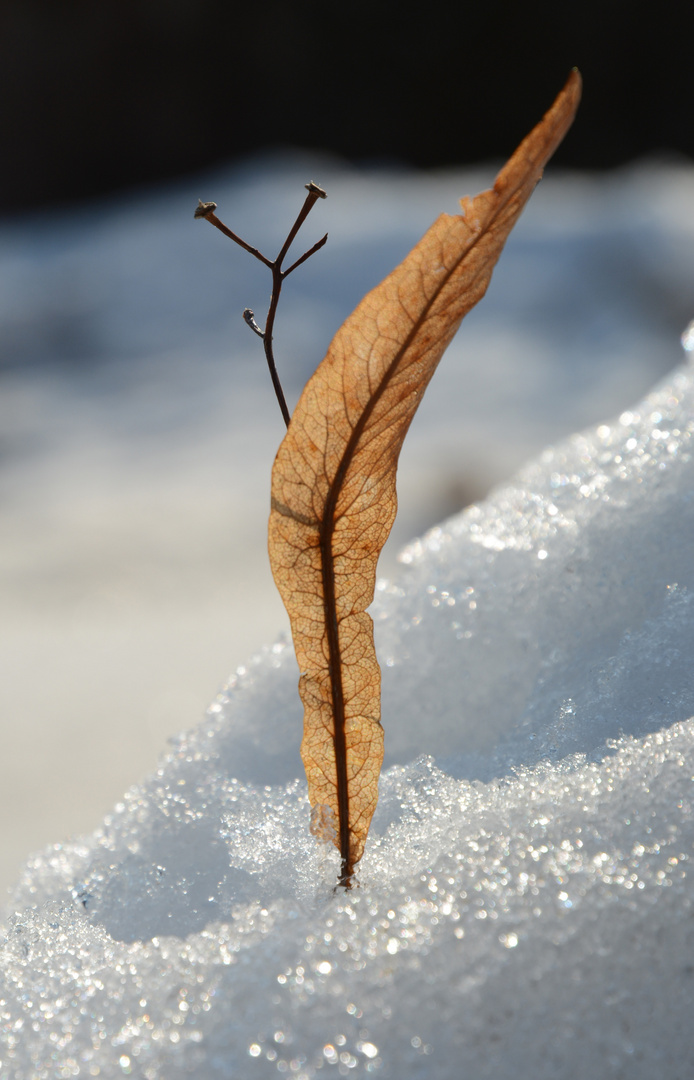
<box><xmin>194</xmin><ymin>200</ymin><xmax>218</xmax><ymax>219</ymax></box>
<box><xmin>243</xmin><ymin>308</ymin><xmax>265</xmax><ymax>338</ymax></box>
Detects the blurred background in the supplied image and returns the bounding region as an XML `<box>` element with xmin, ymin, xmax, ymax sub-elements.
<box><xmin>2</xmin><ymin>0</ymin><xmax>694</xmax><ymax>211</ymax></box>
<box><xmin>1</xmin><ymin>0</ymin><xmax>694</xmax><ymax>890</ymax></box>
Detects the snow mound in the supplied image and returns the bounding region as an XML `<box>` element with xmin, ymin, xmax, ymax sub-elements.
<box><xmin>3</xmin><ymin>356</ymin><xmax>694</xmax><ymax>1078</ymax></box>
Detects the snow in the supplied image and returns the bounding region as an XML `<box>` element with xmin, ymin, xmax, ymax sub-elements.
<box><xmin>3</xmin><ymin>345</ymin><xmax>694</xmax><ymax>1075</ymax></box>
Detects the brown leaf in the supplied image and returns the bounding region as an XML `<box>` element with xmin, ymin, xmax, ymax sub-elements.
<box><xmin>268</xmin><ymin>71</ymin><xmax>582</xmax><ymax>885</ymax></box>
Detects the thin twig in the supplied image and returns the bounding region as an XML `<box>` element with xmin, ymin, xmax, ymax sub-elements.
<box><xmin>195</xmin><ymin>184</ymin><xmax>327</xmax><ymax>428</ymax></box>
<box><xmin>283</xmin><ymin>233</ymin><xmax>328</xmax><ymax>278</ymax></box>
<box><xmin>194</xmin><ymin>201</ymin><xmax>273</xmax><ymax>268</ymax></box>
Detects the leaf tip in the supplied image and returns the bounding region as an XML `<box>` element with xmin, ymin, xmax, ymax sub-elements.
<box><xmin>563</xmin><ymin>67</ymin><xmax>583</xmax><ymax>109</ymax></box>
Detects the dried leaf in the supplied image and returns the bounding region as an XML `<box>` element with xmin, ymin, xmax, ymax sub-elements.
<box><xmin>269</xmin><ymin>71</ymin><xmax>581</xmax><ymax>884</ymax></box>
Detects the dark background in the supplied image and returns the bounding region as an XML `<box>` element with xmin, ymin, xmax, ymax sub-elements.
<box><xmin>1</xmin><ymin>0</ymin><xmax>691</xmax><ymax>215</ymax></box>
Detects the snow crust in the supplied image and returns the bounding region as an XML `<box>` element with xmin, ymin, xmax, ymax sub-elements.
<box><xmin>3</xmin><ymin>354</ymin><xmax>694</xmax><ymax>1078</ymax></box>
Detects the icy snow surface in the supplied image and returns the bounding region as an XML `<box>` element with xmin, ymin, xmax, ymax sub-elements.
<box><xmin>4</xmin><ymin>352</ymin><xmax>694</xmax><ymax>1077</ymax></box>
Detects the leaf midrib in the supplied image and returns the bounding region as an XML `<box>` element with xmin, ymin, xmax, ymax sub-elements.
<box><xmin>319</xmin><ymin>199</ymin><xmax>505</xmax><ymax>885</ymax></box>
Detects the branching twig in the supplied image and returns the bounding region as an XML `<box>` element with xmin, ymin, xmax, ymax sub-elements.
<box><xmin>195</xmin><ymin>183</ymin><xmax>327</xmax><ymax>428</ymax></box>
